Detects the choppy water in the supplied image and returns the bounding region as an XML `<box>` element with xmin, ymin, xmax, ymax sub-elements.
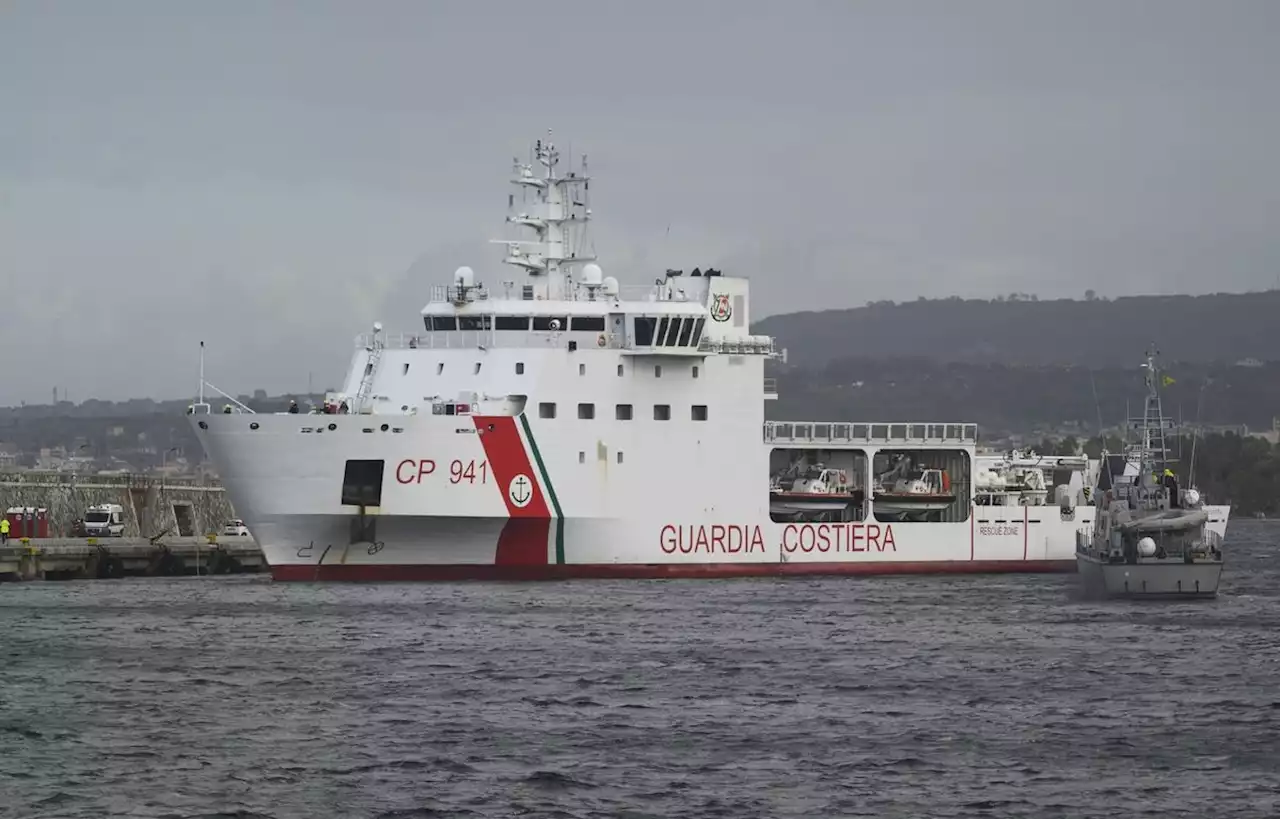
<box><xmin>2</xmin><ymin>521</ymin><xmax>1279</xmax><ymax>819</ymax></box>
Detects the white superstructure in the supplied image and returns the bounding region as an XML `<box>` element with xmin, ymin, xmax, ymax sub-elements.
<box><xmin>188</xmin><ymin>132</ymin><xmax>1230</xmax><ymax>581</ymax></box>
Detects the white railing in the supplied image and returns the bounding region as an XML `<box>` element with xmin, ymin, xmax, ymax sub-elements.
<box><xmin>355</xmin><ymin>331</ymin><xmax>577</xmax><ymax>350</ymax></box>
<box><xmin>764</xmin><ymin>421</ymin><xmax>979</xmax><ymax>446</ymax></box>
<box><xmin>424</xmin><ymin>282</ymin><xmax>704</xmax><ymax>305</ymax></box>
<box><xmin>763</xmin><ymin>377</ymin><xmax>778</xmax><ymax>395</ymax></box>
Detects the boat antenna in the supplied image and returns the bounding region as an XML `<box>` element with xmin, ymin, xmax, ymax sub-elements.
<box><xmin>198</xmin><ymin>340</ymin><xmax>205</xmax><ymax>407</ymax></box>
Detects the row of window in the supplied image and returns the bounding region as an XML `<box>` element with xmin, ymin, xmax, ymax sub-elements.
<box><xmin>416</xmin><ymin>362</ymin><xmax>700</xmax><ymax>378</ymax></box>
<box><xmin>540</xmin><ymin>402</ymin><xmax>708</xmax><ymax>421</ymax></box>
<box><xmin>634</xmin><ymin>316</ymin><xmax>704</xmax><ymax>348</ymax></box>
<box><xmin>421</xmin><ymin>314</ymin><xmax>706</xmax><ymax>349</ymax></box>
<box><xmin>427</xmin><ymin>315</ymin><xmax>607</xmax><ymax>332</ymax></box>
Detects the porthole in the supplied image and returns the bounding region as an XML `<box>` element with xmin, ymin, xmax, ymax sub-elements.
<box><xmin>380</xmin><ymin>423</ymin><xmax>389</xmax><ymax>432</ymax></box>
<box><xmin>250</xmin><ymin>422</ymin><xmax>260</xmax><ymax>430</ymax></box>
<box><xmin>328</xmin><ymin>423</ymin><xmax>337</xmax><ymax>431</ymax></box>
<box><xmin>198</xmin><ymin>421</ymin><xmax>208</xmax><ymax>430</ymax></box>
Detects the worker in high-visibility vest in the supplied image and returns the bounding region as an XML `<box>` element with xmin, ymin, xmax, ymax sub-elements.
<box><xmin>0</xmin><ymin>517</ymin><xmax>9</xmax><ymax>545</ymax></box>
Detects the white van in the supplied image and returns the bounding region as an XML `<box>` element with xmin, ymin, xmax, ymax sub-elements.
<box><xmin>84</xmin><ymin>504</ymin><xmax>125</xmax><ymax>537</ymax></box>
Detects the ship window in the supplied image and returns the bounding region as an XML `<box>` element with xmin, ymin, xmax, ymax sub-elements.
<box><xmin>474</xmin><ymin>363</ymin><xmax>481</xmax><ymax>374</ymax></box>
<box><xmin>677</xmin><ymin>318</ymin><xmax>695</xmax><ymax>346</ymax></box>
<box><xmin>691</xmin><ymin>318</ymin><xmax>705</xmax><ymax>345</ymax></box>
<box><xmin>692</xmin><ymin>365</ymin><xmax>699</xmax><ymax>379</ymax></box>
<box><xmin>654</xmin><ymin>404</ymin><xmax>671</xmax><ymax>421</ymax></box>
<box><xmin>436</xmin><ymin>363</ymin><xmax>444</xmax><ymax>375</ymax></box>
<box><xmin>578</xmin><ymin>403</ymin><xmax>595</xmax><ymax>419</ymax></box>
<box><xmin>570</xmin><ymin>316</ymin><xmax>606</xmax><ymax>332</ymax></box>
<box><xmin>516</xmin><ymin>362</ymin><xmax>525</xmax><ymax>374</ymax></box>
<box><xmin>579</xmin><ymin>363</ymin><xmax>586</xmax><ymax>376</ymax></box>
<box><xmin>617</xmin><ymin>451</ymin><xmax>624</xmax><ymax>464</ymax></box>
<box><xmin>634</xmin><ymin>317</ymin><xmax>657</xmax><ymax>346</ymax></box>
<box><xmin>495</xmin><ymin>316</ymin><xmax>529</xmax><ymax>330</ymax></box>
<box><xmin>431</xmin><ymin>316</ymin><xmax>457</xmax><ymax>331</ymax></box>
<box><xmin>402</xmin><ymin>363</ymin><xmax>410</xmax><ymax>375</ymax></box>
<box><xmin>579</xmin><ymin>451</ymin><xmax>585</xmax><ymax>464</ymax></box>
<box><xmin>533</xmin><ymin>316</ymin><xmax>568</xmax><ymax>331</ymax></box>
<box><xmin>341</xmin><ymin>459</ymin><xmax>384</xmax><ymax>507</ymax></box>
<box><xmin>539</xmin><ymin>402</ymin><xmax>556</xmax><ymax>419</ymax></box>
<box><xmin>617</xmin><ymin>364</ymin><xmax>624</xmax><ymax>377</ymax></box>
<box><xmin>662</xmin><ymin>318</ymin><xmax>680</xmax><ymax>346</ymax></box>
<box><xmin>654</xmin><ymin>365</ymin><xmax>662</xmax><ymax>378</ymax></box>
<box><xmin>692</xmin><ymin>405</ymin><xmax>708</xmax><ymax>421</ymax></box>
<box><xmin>457</xmin><ymin>315</ymin><xmax>491</xmax><ymax>331</ymax></box>
<box><xmin>616</xmin><ymin>403</ymin><xmax>633</xmax><ymax>420</ymax></box>
<box><xmin>733</xmin><ymin>295</ymin><xmax>745</xmax><ymax>327</ymax></box>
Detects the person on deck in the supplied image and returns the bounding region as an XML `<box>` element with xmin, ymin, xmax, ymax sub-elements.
<box><xmin>288</xmin><ymin>399</ymin><xmax>299</xmax><ymax>414</ymax></box>
<box><xmin>0</xmin><ymin>517</ymin><xmax>8</xmax><ymax>544</ymax></box>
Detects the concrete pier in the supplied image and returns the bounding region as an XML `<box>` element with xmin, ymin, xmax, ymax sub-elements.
<box><xmin>0</xmin><ymin>536</ymin><xmax>264</xmax><ymax>581</ymax></box>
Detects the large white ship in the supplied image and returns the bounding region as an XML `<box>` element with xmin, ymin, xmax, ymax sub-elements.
<box><xmin>190</xmin><ymin>132</ymin><xmax>1229</xmax><ymax>581</ymax></box>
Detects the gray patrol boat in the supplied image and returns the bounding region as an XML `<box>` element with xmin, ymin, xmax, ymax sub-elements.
<box><xmin>1075</xmin><ymin>347</ymin><xmax>1227</xmax><ymax>599</ymax></box>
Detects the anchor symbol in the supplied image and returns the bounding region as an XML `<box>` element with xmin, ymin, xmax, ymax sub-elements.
<box><xmin>509</xmin><ymin>474</ymin><xmax>533</xmax><ymax>509</ymax></box>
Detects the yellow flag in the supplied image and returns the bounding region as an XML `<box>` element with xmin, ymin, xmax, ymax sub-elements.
<box><xmin>1162</xmin><ymin>375</ymin><xmax>1175</xmax><ymax>387</ymax></box>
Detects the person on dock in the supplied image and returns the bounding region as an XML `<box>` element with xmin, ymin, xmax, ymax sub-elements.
<box><xmin>1</xmin><ymin>517</ymin><xmax>9</xmax><ymax>544</ymax></box>
<box><xmin>288</xmin><ymin>399</ymin><xmax>299</xmax><ymax>414</ymax></box>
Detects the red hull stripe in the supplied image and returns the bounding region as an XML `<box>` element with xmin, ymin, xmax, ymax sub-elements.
<box><xmin>472</xmin><ymin>415</ymin><xmax>552</xmax><ymax>568</ymax></box>
<box><xmin>273</xmin><ymin>560</ymin><xmax>1079</xmax><ymax>582</ymax></box>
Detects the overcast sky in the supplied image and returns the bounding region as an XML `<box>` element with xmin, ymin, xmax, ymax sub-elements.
<box><xmin>2</xmin><ymin>0</ymin><xmax>1277</xmax><ymax>405</ymax></box>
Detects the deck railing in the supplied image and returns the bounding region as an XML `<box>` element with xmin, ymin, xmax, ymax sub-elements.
<box><xmin>764</xmin><ymin>421</ymin><xmax>979</xmax><ymax>446</ymax></box>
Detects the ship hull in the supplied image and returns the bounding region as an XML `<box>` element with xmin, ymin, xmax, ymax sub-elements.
<box><xmin>1075</xmin><ymin>552</ymin><xmax>1223</xmax><ymax>599</ymax></box>
<box><xmin>190</xmin><ymin>412</ymin><xmax>1225</xmax><ymax>582</ymax></box>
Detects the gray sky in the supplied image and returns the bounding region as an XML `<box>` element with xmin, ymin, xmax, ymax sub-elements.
<box><xmin>2</xmin><ymin>0</ymin><xmax>1278</xmax><ymax>405</ymax></box>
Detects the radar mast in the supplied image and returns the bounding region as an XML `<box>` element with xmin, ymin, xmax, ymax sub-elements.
<box><xmin>492</xmin><ymin>130</ymin><xmax>596</xmax><ymax>301</ymax></box>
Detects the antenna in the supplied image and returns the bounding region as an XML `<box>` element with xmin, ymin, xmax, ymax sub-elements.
<box><xmin>198</xmin><ymin>341</ymin><xmax>205</xmax><ymax>406</ymax></box>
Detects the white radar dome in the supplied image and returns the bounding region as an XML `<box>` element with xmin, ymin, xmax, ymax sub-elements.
<box><xmin>454</xmin><ymin>266</ymin><xmax>475</xmax><ymax>288</ymax></box>
<box><xmin>1183</xmin><ymin>488</ymin><xmax>1201</xmax><ymax>507</ymax></box>
<box><xmin>581</xmin><ymin>263</ymin><xmax>603</xmax><ymax>287</ymax></box>
<box><xmin>1137</xmin><ymin>537</ymin><xmax>1157</xmax><ymax>557</ymax></box>
<box><xmin>601</xmin><ymin>276</ymin><xmax>620</xmax><ymax>297</ymax></box>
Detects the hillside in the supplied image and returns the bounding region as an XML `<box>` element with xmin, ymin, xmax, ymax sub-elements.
<box><xmin>770</xmin><ymin>358</ymin><xmax>1280</xmax><ymax>433</ymax></box>
<box><xmin>755</xmin><ymin>289</ymin><xmax>1280</xmax><ymax>369</ymax></box>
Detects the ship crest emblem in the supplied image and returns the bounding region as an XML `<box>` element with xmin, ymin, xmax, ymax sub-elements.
<box><xmin>710</xmin><ymin>294</ymin><xmax>733</xmax><ymax>323</ymax></box>
<box><xmin>508</xmin><ymin>474</ymin><xmax>534</xmax><ymax>509</ymax></box>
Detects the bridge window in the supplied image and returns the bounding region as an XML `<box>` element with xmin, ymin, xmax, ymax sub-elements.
<box><xmin>516</xmin><ymin>362</ymin><xmax>525</xmax><ymax>374</ymax></box>
<box><xmin>663</xmin><ymin>319</ymin><xmax>681</xmax><ymax>346</ymax></box>
<box><xmin>617</xmin><ymin>364</ymin><xmax>624</xmax><ymax>376</ymax></box>
<box><xmin>616</xmin><ymin>403</ymin><xmax>633</xmax><ymax>420</ymax></box>
<box><xmin>533</xmin><ymin>316</ymin><xmax>567</xmax><ymax>331</ymax></box>
<box><xmin>654</xmin><ymin>404</ymin><xmax>671</xmax><ymax>421</ymax></box>
<box><xmin>692</xmin><ymin>405</ymin><xmax>708</xmax><ymax>421</ymax></box>
<box><xmin>692</xmin><ymin>365</ymin><xmax>699</xmax><ymax>378</ymax></box>
<box><xmin>570</xmin><ymin>316</ymin><xmax>605</xmax><ymax>332</ymax></box>
<box><xmin>677</xmin><ymin>318</ymin><xmax>695</xmax><ymax>346</ymax></box>
<box><xmin>578</xmin><ymin>403</ymin><xmax>595</xmax><ymax>419</ymax></box>
<box><xmin>655</xmin><ymin>318</ymin><xmax>675</xmax><ymax>348</ymax></box>
<box><xmin>634</xmin><ymin>317</ymin><xmax>657</xmax><ymax>346</ymax></box>
<box><xmin>430</xmin><ymin>316</ymin><xmax>457</xmax><ymax>331</ymax></box>
<box><xmin>495</xmin><ymin>316</ymin><xmax>529</xmax><ymax>330</ymax></box>
<box><xmin>690</xmin><ymin>318</ymin><xmax>705</xmax><ymax>345</ymax></box>
<box><xmin>539</xmin><ymin>402</ymin><xmax>556</xmax><ymax>419</ymax></box>
<box><xmin>458</xmin><ymin>316</ymin><xmax>491</xmax><ymax>331</ymax></box>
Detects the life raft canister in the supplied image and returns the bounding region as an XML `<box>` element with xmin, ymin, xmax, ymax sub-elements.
<box><xmin>941</xmin><ymin>470</ymin><xmax>951</xmax><ymax>492</ymax></box>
